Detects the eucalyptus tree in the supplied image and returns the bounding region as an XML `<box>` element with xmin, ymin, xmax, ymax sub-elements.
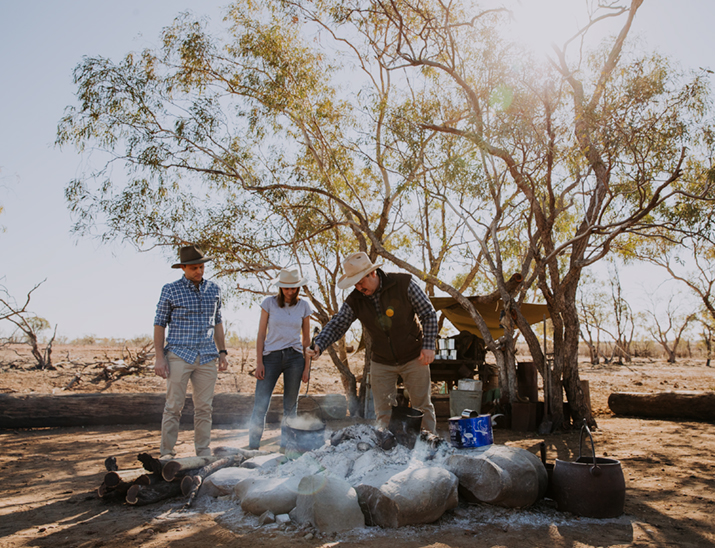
<box><xmin>622</xmin><ymin>233</ymin><xmax>715</xmax><ymax>331</ymax></box>
<box><xmin>1</xmin><ymin>282</ymin><xmax>57</xmax><ymax>370</ymax></box>
<box><xmin>577</xmin><ymin>274</ymin><xmax>610</xmax><ymax>365</ymax></box>
<box><xmin>58</xmin><ymin>0</ymin><xmax>715</xmax><ymax>429</ymax></box>
<box><xmin>313</xmin><ymin>0</ymin><xmax>715</xmax><ymax>428</ymax></box>
<box><xmin>57</xmin><ymin>3</ymin><xmax>488</xmax><ymax>414</ymax></box>
<box><xmin>642</xmin><ymin>291</ymin><xmax>696</xmax><ymax>364</ymax></box>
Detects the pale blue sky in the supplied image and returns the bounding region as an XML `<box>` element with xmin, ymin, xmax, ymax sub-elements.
<box><xmin>0</xmin><ymin>1</ymin><xmax>712</xmax><ymax>339</ymax></box>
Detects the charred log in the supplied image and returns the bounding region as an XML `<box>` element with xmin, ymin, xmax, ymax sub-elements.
<box><xmin>125</xmin><ymin>481</ymin><xmax>182</xmax><ymax>506</ymax></box>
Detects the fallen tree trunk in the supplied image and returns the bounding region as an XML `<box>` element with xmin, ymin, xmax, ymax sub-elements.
<box><xmin>608</xmin><ymin>391</ymin><xmax>715</xmax><ymax>421</ymax></box>
<box><xmin>0</xmin><ymin>392</ymin><xmax>348</xmax><ymax>428</ymax></box>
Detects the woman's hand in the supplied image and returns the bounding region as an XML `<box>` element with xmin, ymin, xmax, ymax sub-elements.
<box><xmin>302</xmin><ymin>367</ymin><xmax>311</xmax><ymax>384</ymax></box>
<box><xmin>255</xmin><ymin>362</ymin><xmax>265</xmax><ymax>380</ymax></box>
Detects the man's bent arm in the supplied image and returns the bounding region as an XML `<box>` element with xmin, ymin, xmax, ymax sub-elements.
<box><xmin>310</xmin><ymin>302</ymin><xmax>356</xmax><ymax>356</ymax></box>
<box><xmin>407</xmin><ymin>280</ymin><xmax>438</xmax><ymax>351</ymax></box>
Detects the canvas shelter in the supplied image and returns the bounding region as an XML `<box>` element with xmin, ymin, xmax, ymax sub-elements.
<box><xmin>430</xmin><ymin>297</ymin><xmax>550</xmax><ymax>339</ymax></box>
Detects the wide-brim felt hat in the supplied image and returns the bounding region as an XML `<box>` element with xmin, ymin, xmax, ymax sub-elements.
<box><xmin>337</xmin><ymin>252</ymin><xmax>382</xmax><ymax>289</ymax></box>
<box><xmin>270</xmin><ymin>268</ymin><xmax>309</xmax><ymax>288</ymax></box>
<box><xmin>171</xmin><ymin>245</ymin><xmax>213</xmax><ymax>268</ymax></box>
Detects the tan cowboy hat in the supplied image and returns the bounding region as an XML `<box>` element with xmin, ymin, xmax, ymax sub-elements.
<box><xmin>337</xmin><ymin>252</ymin><xmax>382</xmax><ymax>289</ymax></box>
<box><xmin>171</xmin><ymin>245</ymin><xmax>212</xmax><ymax>268</ymax></box>
<box><xmin>270</xmin><ymin>268</ymin><xmax>309</xmax><ymax>288</ymax></box>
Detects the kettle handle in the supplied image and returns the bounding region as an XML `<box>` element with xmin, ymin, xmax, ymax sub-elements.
<box><xmin>578</xmin><ymin>419</ymin><xmax>602</xmax><ymax>477</ymax></box>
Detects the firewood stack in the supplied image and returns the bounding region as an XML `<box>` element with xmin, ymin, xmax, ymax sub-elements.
<box><xmin>96</xmin><ymin>452</ymin><xmax>241</xmax><ymax>507</ymax></box>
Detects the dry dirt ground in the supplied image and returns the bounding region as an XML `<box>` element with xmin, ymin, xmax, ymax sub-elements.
<box><xmin>1</xmin><ymin>344</ymin><xmax>715</xmax><ymax>548</ymax></box>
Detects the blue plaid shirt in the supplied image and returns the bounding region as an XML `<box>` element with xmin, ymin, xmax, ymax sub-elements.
<box><xmin>315</xmin><ymin>275</ymin><xmax>438</xmax><ymax>354</ymax></box>
<box><xmin>154</xmin><ymin>276</ymin><xmax>223</xmax><ymax>365</ymax></box>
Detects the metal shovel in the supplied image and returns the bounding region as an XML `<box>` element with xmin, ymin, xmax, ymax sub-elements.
<box><xmin>538</xmin><ymin>315</ymin><xmax>553</xmax><ymax>434</ymax></box>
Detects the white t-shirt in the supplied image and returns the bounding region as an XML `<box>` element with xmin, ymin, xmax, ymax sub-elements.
<box><xmin>261</xmin><ymin>296</ymin><xmax>312</xmax><ymax>354</ymax></box>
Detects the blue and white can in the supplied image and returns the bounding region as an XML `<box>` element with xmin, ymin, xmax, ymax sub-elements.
<box><xmin>458</xmin><ymin>414</ymin><xmax>493</xmax><ymax>448</ymax></box>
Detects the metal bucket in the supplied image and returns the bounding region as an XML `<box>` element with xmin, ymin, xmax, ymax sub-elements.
<box><xmin>283</xmin><ymin>414</ymin><xmax>326</xmax><ymax>455</ymax></box>
<box><xmin>388</xmin><ymin>406</ymin><xmax>424</xmax><ymax>449</ymax></box>
<box><xmin>552</xmin><ymin>422</ymin><xmax>625</xmax><ymax>518</ymax></box>
<box><xmin>283</xmin><ymin>389</ymin><xmax>327</xmax><ymax>456</ymax></box>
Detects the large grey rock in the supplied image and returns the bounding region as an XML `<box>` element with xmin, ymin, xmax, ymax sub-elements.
<box><xmin>355</xmin><ymin>466</ymin><xmax>458</xmax><ymax>528</ymax></box>
<box><xmin>200</xmin><ymin>467</ymin><xmax>254</xmax><ymax>497</ymax></box>
<box><xmin>446</xmin><ymin>444</ymin><xmax>547</xmax><ymax>508</ymax></box>
<box><xmin>290</xmin><ymin>474</ymin><xmax>365</xmax><ymax>533</ymax></box>
<box><xmin>234</xmin><ymin>475</ymin><xmax>303</xmax><ymax>515</ymax></box>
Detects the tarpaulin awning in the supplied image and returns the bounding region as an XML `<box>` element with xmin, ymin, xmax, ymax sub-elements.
<box><xmin>430</xmin><ymin>297</ymin><xmax>550</xmax><ymax>339</ymax></box>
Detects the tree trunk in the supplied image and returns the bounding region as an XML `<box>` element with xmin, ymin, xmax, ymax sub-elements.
<box><xmin>561</xmin><ymin>296</ymin><xmax>595</xmax><ymax>429</ymax></box>
<box><xmin>513</xmin><ymin>306</ymin><xmax>547</xmax><ymax>389</ymax></box>
<box><xmin>588</xmin><ymin>341</ymin><xmax>599</xmax><ymax>364</ymax></box>
<box><xmin>0</xmin><ymin>392</ymin><xmax>347</xmax><ymax>429</ymax></box>
<box><xmin>493</xmin><ymin>343</ymin><xmax>519</xmax><ymax>408</ymax></box>
<box><xmin>503</xmin><ymin>335</ymin><xmax>520</xmax><ymax>405</ymax></box>
<box><xmin>357</xmin><ymin>334</ymin><xmax>373</xmax><ymax>418</ymax></box>
<box><xmin>609</xmin><ymin>391</ymin><xmax>715</xmax><ymax>421</ymax></box>
<box><xmin>326</xmin><ymin>344</ymin><xmax>359</xmax><ymax>417</ymax></box>
<box><xmin>546</xmin><ymin>305</ymin><xmax>567</xmax><ymax>430</ymax></box>
<box><xmin>665</xmin><ymin>346</ymin><xmax>676</xmax><ymax>363</ymax></box>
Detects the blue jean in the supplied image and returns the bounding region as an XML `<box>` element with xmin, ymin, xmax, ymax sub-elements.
<box><xmin>248</xmin><ymin>347</ymin><xmax>304</xmax><ymax>449</ymax></box>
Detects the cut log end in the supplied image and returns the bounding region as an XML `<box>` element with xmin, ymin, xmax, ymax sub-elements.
<box><xmin>181</xmin><ymin>475</ymin><xmax>202</xmax><ymax>496</ymax></box>
<box><xmin>162</xmin><ymin>461</ymin><xmax>182</xmax><ymax>482</ymax></box>
<box><xmin>126</xmin><ymin>484</ymin><xmax>141</xmax><ymax>505</ymax></box>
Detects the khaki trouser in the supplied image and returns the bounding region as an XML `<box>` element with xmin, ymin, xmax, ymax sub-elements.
<box><xmin>370</xmin><ymin>356</ymin><xmax>437</xmax><ymax>434</ymax></box>
<box><xmin>160</xmin><ymin>352</ymin><xmax>218</xmax><ymax>457</ymax></box>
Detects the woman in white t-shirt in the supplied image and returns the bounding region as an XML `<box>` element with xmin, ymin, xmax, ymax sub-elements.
<box><xmin>248</xmin><ymin>268</ymin><xmax>312</xmax><ymax>450</ymax></box>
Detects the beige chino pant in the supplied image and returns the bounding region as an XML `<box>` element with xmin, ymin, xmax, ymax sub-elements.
<box><xmin>160</xmin><ymin>352</ymin><xmax>218</xmax><ymax>457</ymax></box>
<box><xmin>370</xmin><ymin>356</ymin><xmax>437</xmax><ymax>434</ymax></box>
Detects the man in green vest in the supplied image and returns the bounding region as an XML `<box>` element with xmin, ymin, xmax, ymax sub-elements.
<box><xmin>307</xmin><ymin>252</ymin><xmax>438</xmax><ymax>433</ymax></box>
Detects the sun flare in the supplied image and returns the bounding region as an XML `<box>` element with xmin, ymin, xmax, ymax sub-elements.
<box><xmin>505</xmin><ymin>0</ymin><xmax>623</xmax><ymax>59</ymax></box>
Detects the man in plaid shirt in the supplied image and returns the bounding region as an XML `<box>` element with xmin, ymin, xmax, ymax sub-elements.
<box><xmin>154</xmin><ymin>245</ymin><xmax>228</xmax><ymax>458</ymax></box>
<box><xmin>307</xmin><ymin>252</ymin><xmax>438</xmax><ymax>433</ymax></box>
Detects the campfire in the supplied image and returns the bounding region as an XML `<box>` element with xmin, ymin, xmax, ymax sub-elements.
<box><xmin>97</xmin><ymin>423</ymin><xmax>547</xmax><ymax>533</ymax></box>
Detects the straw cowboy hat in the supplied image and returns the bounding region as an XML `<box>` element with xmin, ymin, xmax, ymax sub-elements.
<box><xmin>270</xmin><ymin>268</ymin><xmax>309</xmax><ymax>288</ymax></box>
<box><xmin>337</xmin><ymin>252</ymin><xmax>382</xmax><ymax>289</ymax></box>
<box><xmin>171</xmin><ymin>245</ymin><xmax>212</xmax><ymax>268</ymax></box>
